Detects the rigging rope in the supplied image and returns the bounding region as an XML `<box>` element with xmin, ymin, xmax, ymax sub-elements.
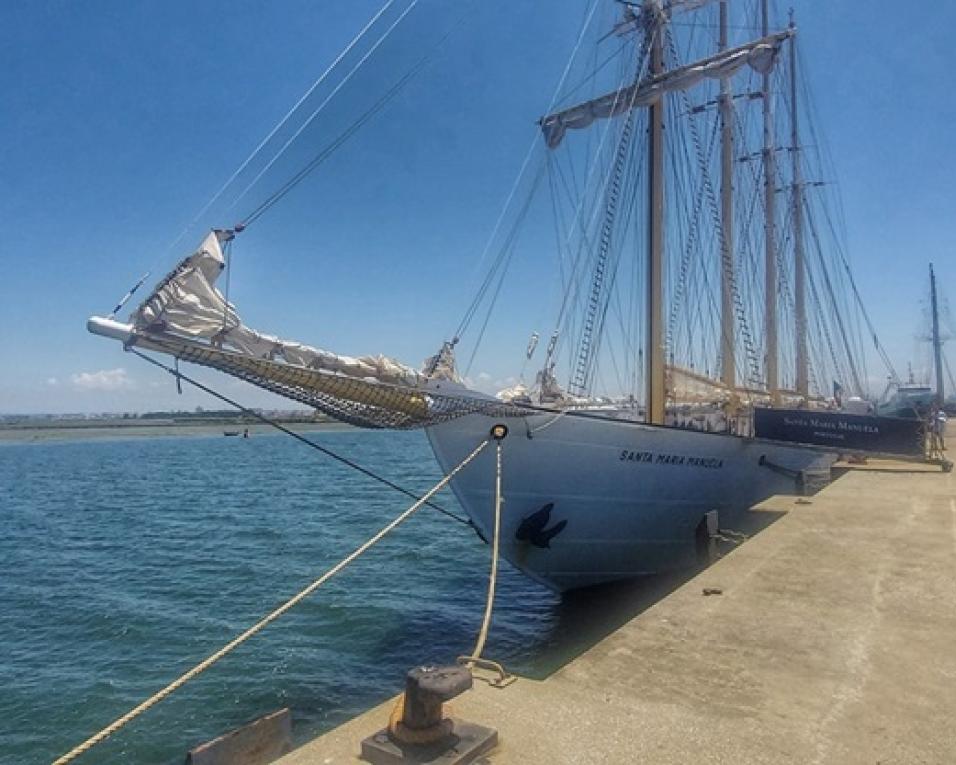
<box><xmin>570</xmin><ymin>105</ymin><xmax>635</xmax><ymax>395</ymax></box>
<box><xmin>238</xmin><ymin>7</ymin><xmax>461</xmax><ymax>229</ymax></box>
<box><xmin>130</xmin><ymin>349</ymin><xmax>474</xmax><ymax>528</ymax></box>
<box><xmin>163</xmin><ymin>0</ymin><xmax>399</xmax><ymax>257</ymax></box>
<box><xmin>543</xmin><ymin>30</ymin><xmax>652</xmax><ymax>393</ymax></box>
<box><xmin>452</xmin><ymin>0</ymin><xmax>602</xmax><ymax>346</ymax></box>
<box><xmin>50</xmin><ymin>438</ymin><xmax>490</xmax><ymax>765</ymax></box>
<box><xmin>804</xmin><ymin>203</ymin><xmax>864</xmax><ymax>395</ymax></box>
<box><xmin>230</xmin><ymin>0</ymin><xmax>419</xmax><ymax>214</ymax></box>
<box><xmin>462</xmin><ymin>163</ymin><xmax>549</xmax><ymax>378</ymax></box>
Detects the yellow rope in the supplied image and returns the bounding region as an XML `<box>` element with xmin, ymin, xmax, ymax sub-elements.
<box><xmin>467</xmin><ymin>438</ymin><xmax>503</xmax><ymax>662</ymax></box>
<box><xmin>51</xmin><ymin>438</ymin><xmax>490</xmax><ymax>765</ymax></box>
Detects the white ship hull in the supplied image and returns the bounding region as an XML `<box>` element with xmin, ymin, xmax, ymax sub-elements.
<box><xmin>427</xmin><ymin>410</ymin><xmax>834</xmax><ymax>592</ymax></box>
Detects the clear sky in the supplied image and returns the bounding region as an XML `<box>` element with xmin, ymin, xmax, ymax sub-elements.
<box><xmin>1</xmin><ymin>0</ymin><xmax>954</xmax><ymax>414</ymax></box>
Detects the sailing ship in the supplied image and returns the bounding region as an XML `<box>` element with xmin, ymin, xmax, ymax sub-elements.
<box><xmin>89</xmin><ymin>1</ymin><xmax>893</xmax><ymax>591</ymax></box>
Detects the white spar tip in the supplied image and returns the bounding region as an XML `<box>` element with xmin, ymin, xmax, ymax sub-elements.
<box><xmin>87</xmin><ymin>316</ymin><xmax>135</xmax><ymax>343</ymax></box>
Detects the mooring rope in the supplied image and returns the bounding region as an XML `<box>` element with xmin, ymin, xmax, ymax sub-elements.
<box><xmin>464</xmin><ymin>429</ymin><xmax>505</xmax><ymax>664</ymax></box>
<box><xmin>50</xmin><ymin>438</ymin><xmax>490</xmax><ymax>765</ymax></box>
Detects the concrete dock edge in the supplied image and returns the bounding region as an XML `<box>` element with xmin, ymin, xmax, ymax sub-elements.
<box><xmin>276</xmin><ymin>462</ymin><xmax>956</xmax><ymax>764</ymax></box>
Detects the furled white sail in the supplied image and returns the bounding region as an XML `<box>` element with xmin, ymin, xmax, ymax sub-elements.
<box><xmin>541</xmin><ymin>30</ymin><xmax>792</xmax><ymax>148</ymax></box>
<box><xmin>133</xmin><ymin>230</ymin><xmax>426</xmax><ymax>386</ymax></box>
<box><xmin>138</xmin><ymin>231</ymin><xmax>241</xmax><ymax>338</ymax></box>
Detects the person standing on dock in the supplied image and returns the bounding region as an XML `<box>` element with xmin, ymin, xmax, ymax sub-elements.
<box><xmin>930</xmin><ymin>408</ymin><xmax>947</xmax><ymax>457</ymax></box>
<box><xmin>936</xmin><ymin>410</ymin><xmax>947</xmax><ymax>448</ymax></box>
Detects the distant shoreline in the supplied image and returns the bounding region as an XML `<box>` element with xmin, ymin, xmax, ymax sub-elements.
<box><xmin>0</xmin><ymin>418</ymin><xmax>353</xmax><ymax>444</ymax></box>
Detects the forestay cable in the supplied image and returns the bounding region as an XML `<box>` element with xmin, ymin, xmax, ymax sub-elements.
<box><xmin>162</xmin><ymin>0</ymin><xmax>399</xmax><ymax>258</ymax></box>
<box><xmin>239</xmin><ymin>4</ymin><xmax>466</xmax><ymax>228</ymax></box>
<box><xmin>229</xmin><ymin>0</ymin><xmax>420</xmax><ymax>214</ymax></box>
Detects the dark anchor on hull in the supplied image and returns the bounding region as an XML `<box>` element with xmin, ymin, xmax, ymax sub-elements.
<box><xmin>515</xmin><ymin>502</ymin><xmax>567</xmax><ymax>549</ymax></box>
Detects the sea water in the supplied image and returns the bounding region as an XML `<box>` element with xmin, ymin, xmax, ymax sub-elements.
<box><xmin>1</xmin><ymin>429</ymin><xmax>668</xmax><ymax>764</ymax></box>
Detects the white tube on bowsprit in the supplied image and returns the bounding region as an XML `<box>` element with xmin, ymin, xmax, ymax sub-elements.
<box><xmin>87</xmin><ymin>316</ymin><xmax>135</xmax><ymax>343</ymax></box>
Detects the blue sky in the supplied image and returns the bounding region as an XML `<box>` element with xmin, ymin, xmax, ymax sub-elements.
<box><xmin>1</xmin><ymin>0</ymin><xmax>953</xmax><ymax>414</ymax></box>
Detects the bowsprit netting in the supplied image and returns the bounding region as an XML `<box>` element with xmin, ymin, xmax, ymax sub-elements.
<box><xmin>132</xmin><ymin>332</ymin><xmax>532</xmax><ymax>429</ymax></box>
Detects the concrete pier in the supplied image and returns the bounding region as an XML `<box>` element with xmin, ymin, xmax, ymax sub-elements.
<box><xmin>276</xmin><ymin>461</ymin><xmax>956</xmax><ymax>764</ymax></box>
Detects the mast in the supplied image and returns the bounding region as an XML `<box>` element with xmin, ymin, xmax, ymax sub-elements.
<box><xmin>930</xmin><ymin>263</ymin><xmax>945</xmax><ymax>405</ymax></box>
<box><xmin>762</xmin><ymin>0</ymin><xmax>779</xmax><ymax>404</ymax></box>
<box><xmin>790</xmin><ymin>14</ymin><xmax>808</xmax><ymax>398</ymax></box>
<box><xmin>538</xmin><ymin>7</ymin><xmax>792</xmax><ymax>417</ymax></box>
<box><xmin>646</xmin><ymin>0</ymin><xmax>666</xmax><ymax>425</ymax></box>
<box><xmin>718</xmin><ymin>0</ymin><xmax>735</xmax><ymax>392</ymax></box>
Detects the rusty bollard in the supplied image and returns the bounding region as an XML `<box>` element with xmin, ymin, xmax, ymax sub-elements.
<box><xmin>360</xmin><ymin>664</ymin><xmax>498</xmax><ymax>764</ymax></box>
<box><xmin>396</xmin><ymin>665</ymin><xmax>472</xmax><ymax>742</ymax></box>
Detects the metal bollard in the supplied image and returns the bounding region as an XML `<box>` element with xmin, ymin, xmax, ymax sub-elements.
<box><xmin>360</xmin><ymin>664</ymin><xmax>498</xmax><ymax>765</ymax></box>
<box><xmin>398</xmin><ymin>665</ymin><xmax>472</xmax><ymax>739</ymax></box>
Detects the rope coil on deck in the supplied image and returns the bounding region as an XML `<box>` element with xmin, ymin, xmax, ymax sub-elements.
<box><xmin>51</xmin><ymin>438</ymin><xmax>491</xmax><ymax>765</ymax></box>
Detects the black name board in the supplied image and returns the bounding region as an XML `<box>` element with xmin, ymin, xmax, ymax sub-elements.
<box><xmin>754</xmin><ymin>408</ymin><xmax>925</xmax><ymax>457</ymax></box>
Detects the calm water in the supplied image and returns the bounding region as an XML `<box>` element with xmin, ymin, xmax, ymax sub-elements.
<box><xmin>0</xmin><ymin>429</ymin><xmax>681</xmax><ymax>765</ymax></box>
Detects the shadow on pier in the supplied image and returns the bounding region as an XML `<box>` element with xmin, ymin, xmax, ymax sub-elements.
<box><xmin>521</xmin><ymin>505</ymin><xmax>786</xmax><ymax>680</ymax></box>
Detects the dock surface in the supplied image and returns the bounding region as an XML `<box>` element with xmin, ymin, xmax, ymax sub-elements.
<box><xmin>276</xmin><ymin>463</ymin><xmax>956</xmax><ymax>764</ymax></box>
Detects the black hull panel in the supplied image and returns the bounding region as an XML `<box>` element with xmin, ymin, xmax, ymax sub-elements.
<box><xmin>754</xmin><ymin>408</ymin><xmax>925</xmax><ymax>458</ymax></box>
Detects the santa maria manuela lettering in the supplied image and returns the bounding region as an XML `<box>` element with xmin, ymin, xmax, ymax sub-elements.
<box><xmin>619</xmin><ymin>450</ymin><xmax>724</xmax><ymax>469</ymax></box>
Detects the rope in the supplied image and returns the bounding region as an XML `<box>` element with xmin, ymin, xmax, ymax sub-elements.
<box><xmin>163</xmin><ymin>0</ymin><xmax>398</xmax><ymax>257</ymax></box>
<box><xmin>464</xmin><ymin>435</ymin><xmax>503</xmax><ymax>663</ymax></box>
<box><xmin>452</xmin><ymin>0</ymin><xmax>602</xmax><ymax>344</ymax></box>
<box><xmin>239</xmin><ymin>10</ymin><xmax>456</xmax><ymax>229</ymax></box>
<box><xmin>50</xmin><ymin>438</ymin><xmax>490</xmax><ymax>765</ymax></box>
<box><xmin>230</xmin><ymin>0</ymin><xmax>419</xmax><ymax>215</ymax></box>
<box><xmin>130</xmin><ymin>349</ymin><xmax>474</xmax><ymax>528</ymax></box>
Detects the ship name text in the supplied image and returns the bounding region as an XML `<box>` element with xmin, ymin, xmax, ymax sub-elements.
<box><xmin>619</xmin><ymin>450</ymin><xmax>723</xmax><ymax>469</ymax></box>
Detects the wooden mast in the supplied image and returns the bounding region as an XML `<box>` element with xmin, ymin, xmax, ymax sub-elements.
<box><xmin>762</xmin><ymin>0</ymin><xmax>780</xmax><ymax>404</ymax></box>
<box><xmin>719</xmin><ymin>0</ymin><xmax>735</xmax><ymax>393</ymax></box>
<box><xmin>790</xmin><ymin>14</ymin><xmax>808</xmax><ymax>399</ymax></box>
<box><xmin>539</xmin><ymin>5</ymin><xmax>792</xmax><ymax>417</ymax></box>
<box><xmin>645</xmin><ymin>0</ymin><xmax>666</xmax><ymax>425</ymax></box>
